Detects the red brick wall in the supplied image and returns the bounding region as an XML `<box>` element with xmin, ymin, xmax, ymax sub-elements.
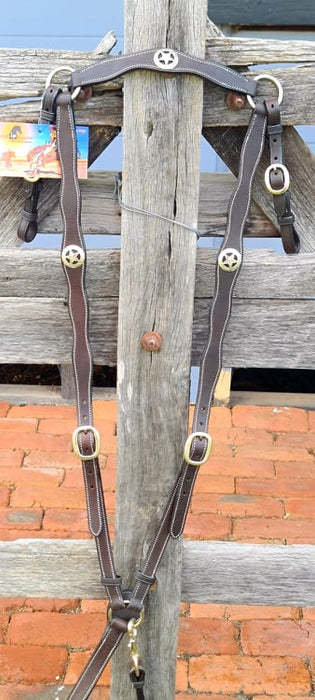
<box><xmin>0</xmin><ymin>399</ymin><xmax>315</xmax><ymax>698</ymax></box>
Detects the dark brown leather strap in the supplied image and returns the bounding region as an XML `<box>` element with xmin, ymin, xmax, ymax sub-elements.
<box><xmin>17</xmin><ymin>179</ymin><xmax>43</xmax><ymax>243</ymax></box>
<box><xmin>71</xmin><ymin>47</ymin><xmax>257</xmax><ymax>96</ymax></box>
<box><xmin>264</xmin><ymin>97</ymin><xmax>300</xmax><ymax>254</ymax></box>
<box><xmin>18</xmin><ymin>85</ymin><xmax>62</xmax><ymax>243</ymax></box>
<box><xmin>55</xmin><ymin>62</ymin><xmax>294</xmax><ymax>699</ymax></box>
<box><xmin>170</xmin><ymin>102</ymin><xmax>268</xmax><ymax>538</ymax></box>
<box><xmin>67</xmin><ymin>619</ymin><xmax>127</xmax><ymax>700</ymax></box>
<box><xmin>55</xmin><ymin>91</ymin><xmax>126</xmax><ymax>619</ymax></box>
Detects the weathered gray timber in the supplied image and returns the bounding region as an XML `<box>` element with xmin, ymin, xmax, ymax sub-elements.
<box><xmin>208</xmin><ymin>0</ymin><xmax>315</xmax><ymax>26</ymax></box>
<box><xmin>112</xmin><ymin>1</ymin><xmax>207</xmax><ymax>698</ymax></box>
<box><xmin>41</xmin><ymin>171</ymin><xmax>277</xmax><ymax>238</ymax></box>
<box><xmin>2</xmin><ymin>37</ymin><xmax>315</xmax><ymax>95</ymax></box>
<box><xmin>1</xmin><ymin>18</ymin><xmax>315</xmax><ymax>699</ymax></box>
<box><xmin>1</xmin><ymin>126</ymin><xmax>120</xmax><ymax>244</ymax></box>
<box><xmin>1</xmin><ymin>538</ymin><xmax>315</xmax><ymax>607</ymax></box>
<box><xmin>0</xmin><ymin>248</ymin><xmax>314</xmax><ymax>370</ymax></box>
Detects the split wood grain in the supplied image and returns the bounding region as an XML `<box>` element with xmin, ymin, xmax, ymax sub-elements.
<box><xmin>0</xmin><ymin>249</ymin><xmax>313</xmax><ymax>369</ymax></box>
<box><xmin>41</xmin><ymin>171</ymin><xmax>278</xmax><ymax>238</ymax></box>
<box><xmin>1</xmin><ymin>538</ymin><xmax>314</xmax><ymax>607</ymax></box>
<box><xmin>112</xmin><ymin>1</ymin><xmax>208</xmax><ymax>697</ymax></box>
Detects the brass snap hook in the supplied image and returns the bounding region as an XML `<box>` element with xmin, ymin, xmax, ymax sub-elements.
<box><xmin>127</xmin><ymin>612</ymin><xmax>144</xmax><ymax>678</ymax></box>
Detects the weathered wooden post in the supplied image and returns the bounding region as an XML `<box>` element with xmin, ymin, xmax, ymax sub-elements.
<box><xmin>112</xmin><ymin>0</ymin><xmax>207</xmax><ymax>697</ymax></box>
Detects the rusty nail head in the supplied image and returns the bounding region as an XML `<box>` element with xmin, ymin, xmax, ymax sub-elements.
<box><xmin>226</xmin><ymin>92</ymin><xmax>247</xmax><ymax>111</ymax></box>
<box><xmin>141</xmin><ymin>331</ymin><xmax>162</xmax><ymax>352</ymax></box>
<box><xmin>75</xmin><ymin>86</ymin><xmax>93</xmax><ymax>102</ymax></box>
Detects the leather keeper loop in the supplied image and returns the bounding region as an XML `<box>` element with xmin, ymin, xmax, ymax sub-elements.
<box><xmin>135</xmin><ymin>571</ymin><xmax>156</xmax><ymax>586</ymax></box>
<box><xmin>267</xmin><ymin>123</ymin><xmax>283</xmax><ymax>135</ymax></box>
<box><xmin>279</xmin><ymin>213</ymin><xmax>295</xmax><ymax>225</ymax></box>
<box><xmin>112</xmin><ymin>607</ymin><xmax>142</xmax><ymax>623</ymax></box>
<box><xmin>101</xmin><ymin>576</ymin><xmax>123</xmax><ymax>587</ymax></box>
<box><xmin>39</xmin><ymin>109</ymin><xmax>56</xmax><ymax>122</ymax></box>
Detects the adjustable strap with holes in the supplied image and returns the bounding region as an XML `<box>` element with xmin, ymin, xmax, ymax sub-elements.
<box><xmin>56</xmin><ymin>91</ymin><xmax>126</xmax><ymax>618</ymax></box>
<box><xmin>264</xmin><ymin>96</ymin><xmax>300</xmax><ymax>254</ymax></box>
<box><xmin>44</xmin><ymin>51</ymin><xmax>300</xmax><ymax>699</ymax></box>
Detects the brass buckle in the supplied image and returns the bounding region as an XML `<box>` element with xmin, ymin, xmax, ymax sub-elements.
<box><xmin>264</xmin><ymin>163</ymin><xmax>290</xmax><ymax>195</ymax></box>
<box><xmin>72</xmin><ymin>425</ymin><xmax>101</xmax><ymax>461</ymax></box>
<box><xmin>184</xmin><ymin>432</ymin><xmax>212</xmax><ymax>466</ymax></box>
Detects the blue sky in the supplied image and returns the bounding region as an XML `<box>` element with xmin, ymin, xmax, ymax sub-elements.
<box><xmin>0</xmin><ymin>1</ymin><xmax>124</xmax><ymax>51</ymax></box>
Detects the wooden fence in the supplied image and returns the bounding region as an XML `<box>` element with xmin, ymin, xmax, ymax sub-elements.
<box><xmin>1</xmin><ymin>4</ymin><xmax>315</xmax><ymax>698</ymax></box>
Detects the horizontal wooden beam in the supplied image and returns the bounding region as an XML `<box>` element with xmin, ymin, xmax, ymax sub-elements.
<box><xmin>205</xmin><ymin>36</ymin><xmax>315</xmax><ymax>65</ymax></box>
<box><xmin>2</xmin><ymin>38</ymin><xmax>315</xmax><ymax>97</ymax></box>
<box><xmin>0</xmin><ymin>538</ymin><xmax>314</xmax><ymax>606</ymax></box>
<box><xmin>0</xmin><ymin>248</ymin><xmax>313</xmax><ymax>369</ymax></box>
<box><xmin>1</xmin><ymin>46</ymin><xmax>315</xmax><ymax>126</ymax></box>
<box><xmin>41</xmin><ymin>171</ymin><xmax>277</xmax><ymax>238</ymax></box>
<box><xmin>1</xmin><ymin>66</ymin><xmax>314</xmax><ymax>127</ymax></box>
<box><xmin>208</xmin><ymin>0</ymin><xmax>315</xmax><ymax>26</ymax></box>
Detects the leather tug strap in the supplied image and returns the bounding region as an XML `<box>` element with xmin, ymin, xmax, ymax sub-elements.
<box><xmin>264</xmin><ymin>97</ymin><xmax>300</xmax><ymax>254</ymax></box>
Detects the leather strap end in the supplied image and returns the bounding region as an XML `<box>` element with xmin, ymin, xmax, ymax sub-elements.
<box><xmin>18</xmin><ymin>210</ymin><xmax>38</xmax><ymax>243</ymax></box>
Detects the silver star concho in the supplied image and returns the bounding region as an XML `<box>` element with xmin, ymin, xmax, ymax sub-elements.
<box><xmin>153</xmin><ymin>49</ymin><xmax>179</xmax><ymax>70</ymax></box>
<box><xmin>61</xmin><ymin>244</ymin><xmax>85</xmax><ymax>269</ymax></box>
<box><xmin>218</xmin><ymin>248</ymin><xmax>242</xmax><ymax>273</ymax></box>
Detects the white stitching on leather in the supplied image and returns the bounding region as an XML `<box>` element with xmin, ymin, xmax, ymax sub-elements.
<box><xmin>74</xmin><ymin>49</ymin><xmax>255</xmax><ymax>93</ymax></box>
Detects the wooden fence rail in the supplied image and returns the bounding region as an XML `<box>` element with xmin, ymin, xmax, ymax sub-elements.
<box><xmin>1</xmin><ymin>538</ymin><xmax>315</xmax><ymax>607</ymax></box>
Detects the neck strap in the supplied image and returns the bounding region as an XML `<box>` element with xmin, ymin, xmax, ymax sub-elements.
<box><xmin>71</xmin><ymin>47</ymin><xmax>257</xmax><ymax>96</ymax></box>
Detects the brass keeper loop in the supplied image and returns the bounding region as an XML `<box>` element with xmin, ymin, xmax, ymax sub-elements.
<box><xmin>184</xmin><ymin>432</ymin><xmax>212</xmax><ymax>466</ymax></box>
<box><xmin>72</xmin><ymin>425</ymin><xmax>101</xmax><ymax>461</ymax></box>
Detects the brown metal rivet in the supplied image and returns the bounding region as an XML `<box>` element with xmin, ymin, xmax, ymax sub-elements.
<box><xmin>226</xmin><ymin>92</ymin><xmax>247</xmax><ymax>111</ymax></box>
<box><xmin>75</xmin><ymin>86</ymin><xmax>93</xmax><ymax>102</ymax></box>
<box><xmin>141</xmin><ymin>331</ymin><xmax>162</xmax><ymax>352</ymax></box>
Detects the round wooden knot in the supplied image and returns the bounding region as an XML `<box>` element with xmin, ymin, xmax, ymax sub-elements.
<box><xmin>141</xmin><ymin>331</ymin><xmax>162</xmax><ymax>352</ymax></box>
<box><xmin>226</xmin><ymin>92</ymin><xmax>247</xmax><ymax>111</ymax></box>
